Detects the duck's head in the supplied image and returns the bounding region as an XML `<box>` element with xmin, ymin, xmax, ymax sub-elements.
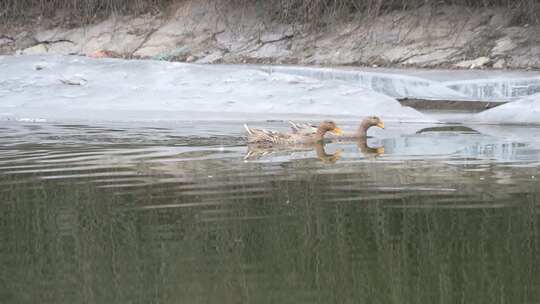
<box><xmin>361</xmin><ymin>116</ymin><xmax>385</xmax><ymax>130</ymax></box>
<box><xmin>318</xmin><ymin>120</ymin><xmax>343</xmax><ymax>135</ymax></box>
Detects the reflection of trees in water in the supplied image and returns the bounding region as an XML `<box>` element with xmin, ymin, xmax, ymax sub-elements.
<box><xmin>2</xmin><ymin>167</ymin><xmax>540</xmax><ymax>304</ymax></box>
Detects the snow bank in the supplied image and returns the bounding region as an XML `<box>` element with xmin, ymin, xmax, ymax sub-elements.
<box><xmin>474</xmin><ymin>93</ymin><xmax>540</xmax><ymax>124</ymax></box>
<box><xmin>0</xmin><ymin>55</ymin><xmax>425</xmax><ymax>123</ymax></box>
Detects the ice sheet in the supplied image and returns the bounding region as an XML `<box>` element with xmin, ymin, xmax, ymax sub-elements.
<box><xmin>473</xmin><ymin>93</ymin><xmax>540</xmax><ymax>125</ymax></box>
<box><xmin>4</xmin><ymin>55</ymin><xmax>540</xmax><ymax>125</ymax></box>
<box><xmin>0</xmin><ymin>55</ymin><xmax>425</xmax><ymax>123</ymax></box>
<box><xmin>257</xmin><ymin>65</ymin><xmax>469</xmax><ymax>100</ymax></box>
<box><xmin>444</xmin><ymin>78</ymin><xmax>540</xmax><ymax>101</ymax></box>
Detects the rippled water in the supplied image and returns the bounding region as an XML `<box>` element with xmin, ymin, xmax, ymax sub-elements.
<box><xmin>2</xmin><ymin>120</ymin><xmax>540</xmax><ymax>304</ymax></box>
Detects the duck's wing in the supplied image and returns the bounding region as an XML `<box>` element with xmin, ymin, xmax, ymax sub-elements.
<box><xmin>244</xmin><ymin>124</ymin><xmax>292</xmax><ymax>144</ymax></box>
<box><xmin>288</xmin><ymin>121</ymin><xmax>318</xmax><ymax>135</ymax></box>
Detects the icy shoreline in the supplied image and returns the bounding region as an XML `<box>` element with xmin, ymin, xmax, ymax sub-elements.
<box><xmin>0</xmin><ymin>55</ymin><xmax>426</xmax><ymax>123</ymax></box>
<box><xmin>1</xmin><ymin>55</ymin><xmax>539</xmax><ymax>125</ymax></box>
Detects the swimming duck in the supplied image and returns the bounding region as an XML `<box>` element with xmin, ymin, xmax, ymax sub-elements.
<box><xmin>289</xmin><ymin>116</ymin><xmax>384</xmax><ymax>139</ymax></box>
<box><xmin>356</xmin><ymin>116</ymin><xmax>385</xmax><ymax>138</ymax></box>
<box><xmin>244</xmin><ymin>120</ymin><xmax>343</xmax><ymax>146</ymax></box>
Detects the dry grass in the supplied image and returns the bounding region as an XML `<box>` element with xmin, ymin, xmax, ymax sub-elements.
<box><xmin>0</xmin><ymin>0</ymin><xmax>170</xmax><ymax>23</ymax></box>
<box><xmin>0</xmin><ymin>0</ymin><xmax>538</xmax><ymax>25</ymax></box>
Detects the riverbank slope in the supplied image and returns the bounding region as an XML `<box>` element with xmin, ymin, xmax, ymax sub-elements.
<box><xmin>1</xmin><ymin>1</ymin><xmax>539</xmax><ymax>69</ymax></box>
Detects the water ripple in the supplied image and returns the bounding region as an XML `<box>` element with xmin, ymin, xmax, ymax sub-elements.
<box><xmin>1</xmin><ymin>120</ymin><xmax>540</xmax><ymax>212</ymax></box>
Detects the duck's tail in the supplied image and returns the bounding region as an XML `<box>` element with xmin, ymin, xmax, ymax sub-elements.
<box><xmin>244</xmin><ymin>124</ymin><xmax>253</xmax><ymax>135</ymax></box>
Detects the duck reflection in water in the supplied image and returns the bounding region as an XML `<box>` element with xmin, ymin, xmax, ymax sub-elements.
<box><xmin>244</xmin><ymin>142</ymin><xmax>342</xmax><ymax>163</ymax></box>
<box><xmin>357</xmin><ymin>138</ymin><xmax>384</xmax><ymax>158</ymax></box>
<box><xmin>244</xmin><ymin>139</ymin><xmax>383</xmax><ymax>162</ymax></box>
<box><xmin>314</xmin><ymin>143</ymin><xmax>342</xmax><ymax>163</ymax></box>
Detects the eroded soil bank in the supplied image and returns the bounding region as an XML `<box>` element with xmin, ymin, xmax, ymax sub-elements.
<box><xmin>1</xmin><ymin>1</ymin><xmax>539</xmax><ymax>69</ymax></box>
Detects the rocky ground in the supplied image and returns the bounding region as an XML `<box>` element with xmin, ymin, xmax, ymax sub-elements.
<box><xmin>1</xmin><ymin>1</ymin><xmax>539</xmax><ymax>69</ymax></box>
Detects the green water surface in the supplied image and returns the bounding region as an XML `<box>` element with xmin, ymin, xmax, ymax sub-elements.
<box><xmin>1</xmin><ymin>121</ymin><xmax>540</xmax><ymax>304</ymax></box>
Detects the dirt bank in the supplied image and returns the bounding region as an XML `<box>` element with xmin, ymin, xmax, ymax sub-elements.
<box><xmin>1</xmin><ymin>1</ymin><xmax>539</xmax><ymax>69</ymax></box>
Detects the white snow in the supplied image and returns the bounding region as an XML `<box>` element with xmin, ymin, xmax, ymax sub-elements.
<box><xmin>0</xmin><ymin>55</ymin><xmax>426</xmax><ymax>123</ymax></box>
<box><xmin>473</xmin><ymin>93</ymin><xmax>540</xmax><ymax>125</ymax></box>
<box><xmin>3</xmin><ymin>55</ymin><xmax>540</xmax><ymax>126</ymax></box>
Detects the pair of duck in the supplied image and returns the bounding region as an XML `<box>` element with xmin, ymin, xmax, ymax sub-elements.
<box><xmin>244</xmin><ymin>116</ymin><xmax>385</xmax><ymax>146</ymax></box>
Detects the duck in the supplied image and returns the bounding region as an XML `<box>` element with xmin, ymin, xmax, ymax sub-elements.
<box><xmin>289</xmin><ymin>116</ymin><xmax>384</xmax><ymax>139</ymax></box>
<box><xmin>244</xmin><ymin>120</ymin><xmax>343</xmax><ymax>146</ymax></box>
<box><xmin>355</xmin><ymin>116</ymin><xmax>385</xmax><ymax>138</ymax></box>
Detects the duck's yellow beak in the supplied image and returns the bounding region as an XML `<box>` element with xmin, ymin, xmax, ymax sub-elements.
<box><xmin>332</xmin><ymin>127</ymin><xmax>343</xmax><ymax>135</ymax></box>
<box><xmin>376</xmin><ymin>147</ymin><xmax>385</xmax><ymax>154</ymax></box>
<box><xmin>376</xmin><ymin>121</ymin><xmax>385</xmax><ymax>129</ymax></box>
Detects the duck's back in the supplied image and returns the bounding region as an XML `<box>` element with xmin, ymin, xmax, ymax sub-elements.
<box><xmin>244</xmin><ymin>124</ymin><xmax>294</xmax><ymax>145</ymax></box>
<box><xmin>289</xmin><ymin>121</ymin><xmax>318</xmax><ymax>135</ymax></box>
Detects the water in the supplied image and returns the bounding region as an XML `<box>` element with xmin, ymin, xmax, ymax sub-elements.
<box><xmin>2</xmin><ymin>120</ymin><xmax>540</xmax><ymax>304</ymax></box>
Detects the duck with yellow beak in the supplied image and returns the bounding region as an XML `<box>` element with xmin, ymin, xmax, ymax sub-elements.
<box><xmin>245</xmin><ymin>120</ymin><xmax>343</xmax><ymax>147</ymax></box>
<box><xmin>289</xmin><ymin>116</ymin><xmax>384</xmax><ymax>139</ymax></box>
<box><xmin>357</xmin><ymin>116</ymin><xmax>385</xmax><ymax>138</ymax></box>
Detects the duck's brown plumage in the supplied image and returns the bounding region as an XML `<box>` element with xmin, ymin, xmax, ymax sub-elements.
<box><xmin>289</xmin><ymin>116</ymin><xmax>384</xmax><ymax>140</ymax></box>
<box><xmin>288</xmin><ymin>121</ymin><xmax>318</xmax><ymax>135</ymax></box>
<box><xmin>356</xmin><ymin>116</ymin><xmax>385</xmax><ymax>138</ymax></box>
<box><xmin>245</xmin><ymin>120</ymin><xmax>342</xmax><ymax>147</ymax></box>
